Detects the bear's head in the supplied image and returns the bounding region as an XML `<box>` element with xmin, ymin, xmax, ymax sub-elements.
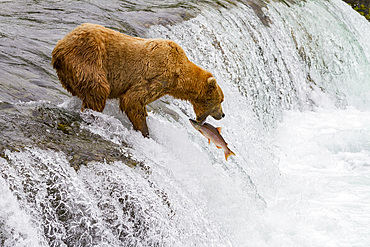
<box><xmin>193</xmin><ymin>77</ymin><xmax>225</xmax><ymax>123</ymax></box>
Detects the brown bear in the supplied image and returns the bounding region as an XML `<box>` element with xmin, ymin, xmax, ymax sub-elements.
<box><xmin>52</xmin><ymin>23</ymin><xmax>225</xmax><ymax>137</ymax></box>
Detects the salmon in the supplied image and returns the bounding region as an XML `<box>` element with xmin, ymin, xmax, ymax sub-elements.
<box><xmin>189</xmin><ymin>119</ymin><xmax>235</xmax><ymax>161</ymax></box>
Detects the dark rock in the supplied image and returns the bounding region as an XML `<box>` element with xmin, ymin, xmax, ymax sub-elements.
<box><xmin>0</xmin><ymin>102</ymin><xmax>142</xmax><ymax>171</ymax></box>
<box><xmin>343</xmin><ymin>0</ymin><xmax>370</xmax><ymax>20</ymax></box>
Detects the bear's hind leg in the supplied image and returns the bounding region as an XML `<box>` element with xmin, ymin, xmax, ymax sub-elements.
<box><xmin>81</xmin><ymin>83</ymin><xmax>110</xmax><ymax>113</ymax></box>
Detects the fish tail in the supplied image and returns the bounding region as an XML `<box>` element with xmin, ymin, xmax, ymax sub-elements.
<box><xmin>225</xmin><ymin>149</ymin><xmax>236</xmax><ymax>161</ymax></box>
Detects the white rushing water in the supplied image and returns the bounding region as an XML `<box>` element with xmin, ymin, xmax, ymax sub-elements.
<box><xmin>144</xmin><ymin>0</ymin><xmax>370</xmax><ymax>245</ymax></box>
<box><xmin>1</xmin><ymin>0</ymin><xmax>370</xmax><ymax>246</ymax></box>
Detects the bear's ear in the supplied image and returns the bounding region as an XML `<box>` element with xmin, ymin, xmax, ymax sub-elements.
<box><xmin>207</xmin><ymin>77</ymin><xmax>217</xmax><ymax>88</ymax></box>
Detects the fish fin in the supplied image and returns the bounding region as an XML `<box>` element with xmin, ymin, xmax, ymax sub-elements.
<box><xmin>216</xmin><ymin>127</ymin><xmax>222</xmax><ymax>134</ymax></box>
<box><xmin>225</xmin><ymin>150</ymin><xmax>236</xmax><ymax>161</ymax></box>
<box><xmin>216</xmin><ymin>146</ymin><xmax>222</xmax><ymax>149</ymax></box>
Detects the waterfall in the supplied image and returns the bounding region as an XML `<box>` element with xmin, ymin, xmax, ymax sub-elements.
<box><xmin>1</xmin><ymin>0</ymin><xmax>370</xmax><ymax>246</ymax></box>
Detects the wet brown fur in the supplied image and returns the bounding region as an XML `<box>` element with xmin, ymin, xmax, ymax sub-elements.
<box><xmin>52</xmin><ymin>23</ymin><xmax>224</xmax><ymax>136</ymax></box>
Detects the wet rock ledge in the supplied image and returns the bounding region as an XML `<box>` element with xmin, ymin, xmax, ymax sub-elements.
<box><xmin>0</xmin><ymin>102</ymin><xmax>139</xmax><ymax>171</ymax></box>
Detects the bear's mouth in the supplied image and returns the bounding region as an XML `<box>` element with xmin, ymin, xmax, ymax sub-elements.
<box><xmin>212</xmin><ymin>114</ymin><xmax>224</xmax><ymax>120</ymax></box>
<box><xmin>196</xmin><ymin>111</ymin><xmax>225</xmax><ymax>123</ymax></box>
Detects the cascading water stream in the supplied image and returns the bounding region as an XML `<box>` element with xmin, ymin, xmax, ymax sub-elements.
<box><xmin>1</xmin><ymin>0</ymin><xmax>370</xmax><ymax>246</ymax></box>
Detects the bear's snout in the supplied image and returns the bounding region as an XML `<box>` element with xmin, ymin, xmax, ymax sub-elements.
<box><xmin>212</xmin><ymin>113</ymin><xmax>224</xmax><ymax>120</ymax></box>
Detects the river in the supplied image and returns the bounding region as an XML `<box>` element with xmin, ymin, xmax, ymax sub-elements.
<box><xmin>1</xmin><ymin>0</ymin><xmax>370</xmax><ymax>246</ymax></box>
